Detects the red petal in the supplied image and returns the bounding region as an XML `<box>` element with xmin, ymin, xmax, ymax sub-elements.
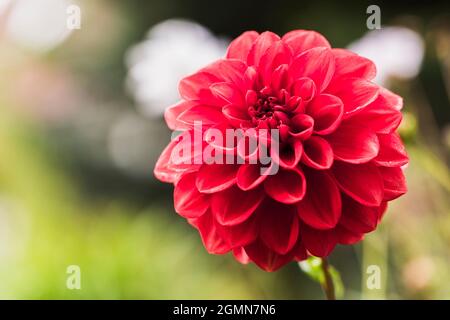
<box><xmin>236</xmin><ymin>163</ymin><xmax>270</xmax><ymax>190</ymax></box>
<box><xmin>346</xmin><ymin>93</ymin><xmax>402</xmax><ymax>134</ymax></box>
<box><xmin>264</xmin><ymin>168</ymin><xmax>306</xmax><ymax>204</ymax></box>
<box><xmin>193</xmin><ymin>210</ymin><xmax>231</xmax><ymax>254</ymax></box>
<box><xmin>226</xmin><ymin>31</ymin><xmax>259</xmax><ymax>61</ymax></box>
<box><xmin>174</xmin><ymin>172</ymin><xmax>209</xmax><ymax>218</ymax></box>
<box><xmin>327</xmin><ymin>122</ymin><xmax>379</xmax><ymax>164</ymax></box>
<box><xmin>333</xmin><ymin>161</ymin><xmax>384</xmax><ymax>207</ymax></box>
<box><xmin>212</xmin><ymin>185</ymin><xmax>264</xmax><ymax>226</ymax></box>
<box><xmin>373</xmin><ymin>133</ymin><xmax>409</xmax><ymax>167</ymax></box>
<box><xmin>222</xmin><ymin>104</ymin><xmax>251</xmax><ymax>127</ymax></box>
<box><xmin>203</xmin><ymin>123</ymin><xmax>237</xmax><ymax>160</ymax></box>
<box><xmin>307</xmin><ymin>94</ymin><xmax>343</xmax><ymax>135</ymax></box>
<box><xmin>271</xmin><ymin>64</ymin><xmax>290</xmax><ymax>92</ymax></box>
<box><xmin>378</xmin><ymin>201</ymin><xmax>388</xmax><ymax>222</ymax></box>
<box><xmin>235</xmin><ymin>129</ymin><xmax>261</xmax><ymax>161</ymax></box>
<box><xmin>273</xmin><ymin>140</ymin><xmax>303</xmax><ymax>168</ymax></box>
<box><xmin>291</xmin><ymin>77</ymin><xmax>316</xmax><ymax>102</ymax></box>
<box><xmin>290</xmin><ymin>47</ymin><xmax>335</xmax><ymax>92</ymax></box>
<box><xmin>297</xmin><ymin>170</ymin><xmax>342</xmax><ymax>229</ymax></box>
<box><xmin>282</xmin><ymin>30</ymin><xmax>331</xmax><ymax>55</ymax></box>
<box><xmin>380</xmin><ymin>87</ymin><xmax>403</xmax><ymax>111</ymax></box>
<box><xmin>332</xmin><ymin>48</ymin><xmax>376</xmax><ymax>80</ymax></box>
<box><xmin>301</xmin><ymin>136</ymin><xmax>334</xmax><ymax>169</ymax></box>
<box><xmin>201</xmin><ymin>59</ymin><xmax>248</xmax><ymax>88</ymax></box>
<box><xmin>179</xmin><ymin>71</ymin><xmax>221</xmax><ymax>101</ymax></box>
<box><xmin>328</xmin><ymin>78</ymin><xmax>379</xmax><ymax>118</ymax></box>
<box><xmin>154</xmin><ymin>138</ymin><xmax>182</xmax><ymax>183</ymax></box>
<box><xmin>293</xmin><ymin>241</ymin><xmax>308</xmax><ymax>261</ymax></box>
<box><xmin>379</xmin><ymin>167</ymin><xmax>407</xmax><ymax>201</ymax></box>
<box><xmin>336</xmin><ymin>200</ymin><xmax>387</xmax><ymax>245</ymax></box>
<box><xmin>301</xmin><ymin>223</ymin><xmax>337</xmax><ymax>257</ymax></box>
<box><xmin>335</xmin><ymin>226</ymin><xmax>364</xmax><ymax>245</ymax></box>
<box><xmin>243</xmin><ymin>66</ymin><xmax>258</xmax><ymax>90</ymax></box>
<box><xmin>259</xmin><ymin>199</ymin><xmax>299</xmax><ymax>254</ymax></box>
<box><xmin>339</xmin><ymin>195</ymin><xmax>380</xmax><ymax>233</ymax></box>
<box><xmin>290</xmin><ymin>114</ymin><xmax>314</xmax><ymax>140</ymax></box>
<box><xmin>217</xmin><ymin>216</ymin><xmax>259</xmax><ymax>248</ymax></box>
<box><xmin>247</xmin><ymin>31</ymin><xmax>280</xmax><ymax>66</ymax></box>
<box><xmin>177</xmin><ymin>105</ymin><xmax>225</xmax><ymax>127</ymax></box>
<box><xmin>154</xmin><ymin>131</ymin><xmax>202</xmax><ymax>183</ymax></box>
<box><xmin>210</xmin><ymin>82</ymin><xmax>245</xmax><ymax>106</ymax></box>
<box><xmin>164</xmin><ymin>100</ymin><xmax>195</xmax><ymax>130</ymax></box>
<box><xmin>196</xmin><ymin>164</ymin><xmax>239</xmax><ymax>193</ymax></box>
<box><xmin>244</xmin><ymin>239</ymin><xmax>294</xmax><ymax>271</ymax></box>
<box><xmin>168</xmin><ymin>130</ymin><xmax>204</xmax><ymax>168</ymax></box>
<box><xmin>233</xmin><ymin>247</ymin><xmax>251</xmax><ymax>264</ymax></box>
<box><xmin>258</xmin><ymin>41</ymin><xmax>292</xmax><ymax>84</ymax></box>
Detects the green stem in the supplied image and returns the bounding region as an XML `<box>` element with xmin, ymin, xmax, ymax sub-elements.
<box><xmin>321</xmin><ymin>258</ymin><xmax>336</xmax><ymax>300</ymax></box>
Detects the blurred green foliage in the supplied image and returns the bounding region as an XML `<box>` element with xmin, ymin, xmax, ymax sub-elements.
<box><xmin>0</xmin><ymin>0</ymin><xmax>449</xmax><ymax>299</ymax></box>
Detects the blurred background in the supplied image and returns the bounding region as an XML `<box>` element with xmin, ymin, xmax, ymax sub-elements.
<box><xmin>0</xmin><ymin>0</ymin><xmax>449</xmax><ymax>299</ymax></box>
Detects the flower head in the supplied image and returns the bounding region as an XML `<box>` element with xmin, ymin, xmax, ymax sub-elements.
<box><xmin>154</xmin><ymin>30</ymin><xmax>408</xmax><ymax>271</ymax></box>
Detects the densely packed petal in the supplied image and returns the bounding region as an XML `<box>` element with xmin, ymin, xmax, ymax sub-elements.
<box><xmin>154</xmin><ymin>29</ymin><xmax>408</xmax><ymax>271</ymax></box>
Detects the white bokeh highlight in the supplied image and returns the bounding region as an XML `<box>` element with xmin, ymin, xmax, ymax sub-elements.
<box><xmin>125</xmin><ymin>19</ymin><xmax>228</xmax><ymax>117</ymax></box>
<box><xmin>5</xmin><ymin>0</ymin><xmax>74</xmax><ymax>52</ymax></box>
<box><xmin>348</xmin><ymin>27</ymin><xmax>425</xmax><ymax>85</ymax></box>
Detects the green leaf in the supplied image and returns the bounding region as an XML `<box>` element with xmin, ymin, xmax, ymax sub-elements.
<box><xmin>298</xmin><ymin>257</ymin><xmax>345</xmax><ymax>298</ymax></box>
<box><xmin>299</xmin><ymin>256</ymin><xmax>324</xmax><ymax>283</ymax></box>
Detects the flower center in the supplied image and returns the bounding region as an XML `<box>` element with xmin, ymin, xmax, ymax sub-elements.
<box><xmin>249</xmin><ymin>96</ymin><xmax>276</xmax><ymax>119</ymax></box>
<box><xmin>247</xmin><ymin>91</ymin><xmax>292</xmax><ymax>129</ymax></box>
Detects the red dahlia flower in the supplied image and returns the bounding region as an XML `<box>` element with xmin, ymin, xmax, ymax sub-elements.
<box><xmin>154</xmin><ymin>30</ymin><xmax>408</xmax><ymax>271</ymax></box>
